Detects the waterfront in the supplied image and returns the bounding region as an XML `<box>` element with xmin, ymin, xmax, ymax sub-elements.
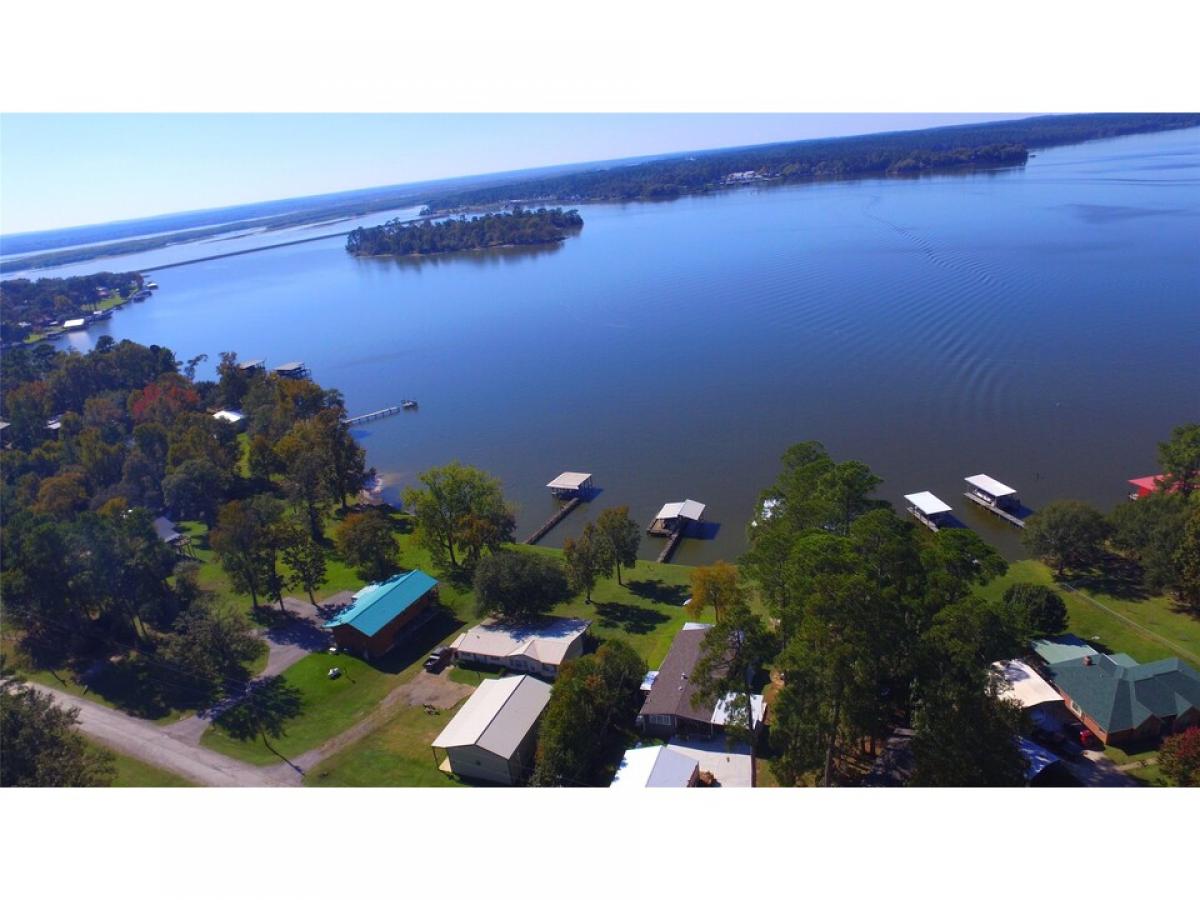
<box><xmin>55</xmin><ymin>128</ymin><xmax>1200</xmax><ymax>563</ymax></box>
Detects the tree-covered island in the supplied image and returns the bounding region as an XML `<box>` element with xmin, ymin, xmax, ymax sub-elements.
<box><xmin>345</xmin><ymin>207</ymin><xmax>583</xmax><ymax>257</ymax></box>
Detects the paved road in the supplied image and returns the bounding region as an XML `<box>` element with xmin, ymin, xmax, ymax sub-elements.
<box><xmin>31</xmin><ymin>683</ymin><xmax>299</xmax><ymax>787</ymax></box>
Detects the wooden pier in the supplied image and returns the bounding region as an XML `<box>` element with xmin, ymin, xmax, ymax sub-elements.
<box><xmin>963</xmin><ymin>491</ymin><xmax>1026</xmax><ymax>528</ymax></box>
<box><xmin>656</xmin><ymin>528</ymin><xmax>684</xmax><ymax>563</ymax></box>
<box><xmin>524</xmin><ymin>497</ymin><xmax>583</xmax><ymax>545</ymax></box>
<box><xmin>343</xmin><ymin>406</ymin><xmax>401</xmax><ymax>426</ymax></box>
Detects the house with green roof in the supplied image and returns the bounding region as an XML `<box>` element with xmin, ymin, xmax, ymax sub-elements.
<box><xmin>1046</xmin><ymin>653</ymin><xmax>1200</xmax><ymax>746</ymax></box>
<box><xmin>324</xmin><ymin>570</ymin><xmax>439</xmax><ymax>659</ymax></box>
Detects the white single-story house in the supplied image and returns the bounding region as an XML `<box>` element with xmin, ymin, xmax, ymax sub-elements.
<box><xmin>609</xmin><ymin>745</ymin><xmax>700</xmax><ymax>788</ymax></box>
<box><xmin>450</xmin><ymin>616</ymin><xmax>590</xmax><ymax>678</ymax></box>
<box><xmin>431</xmin><ymin>674</ymin><xmax>552</xmax><ymax>785</ymax></box>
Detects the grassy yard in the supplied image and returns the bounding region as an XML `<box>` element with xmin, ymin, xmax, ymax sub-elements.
<box><xmin>304</xmin><ymin>700</ymin><xmax>470</xmax><ymax>787</ymax></box>
<box><xmin>86</xmin><ymin>739</ymin><xmax>197</xmax><ymax>787</ymax></box>
<box><xmin>975</xmin><ymin>560</ymin><xmax>1200</xmax><ymax>666</ymax></box>
<box><xmin>199</xmin><ymin>637</ymin><xmax>428</xmax><ymax>766</ymax></box>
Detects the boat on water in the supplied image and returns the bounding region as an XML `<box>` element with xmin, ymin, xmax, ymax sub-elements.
<box><xmin>144</xmin><ymin>281</ymin><xmax>159</xmax><ymax>290</ymax></box>
<box><xmin>401</xmin><ymin>399</ymin><xmax>418</xmax><ymax>410</ymax></box>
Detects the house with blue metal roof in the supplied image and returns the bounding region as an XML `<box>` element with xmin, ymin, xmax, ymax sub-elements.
<box><xmin>324</xmin><ymin>570</ymin><xmax>439</xmax><ymax>659</ymax></box>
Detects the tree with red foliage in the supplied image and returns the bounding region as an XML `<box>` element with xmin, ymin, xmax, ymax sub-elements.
<box><xmin>1158</xmin><ymin>726</ymin><xmax>1200</xmax><ymax>787</ymax></box>
<box><xmin>128</xmin><ymin>377</ymin><xmax>200</xmax><ymax>425</ymax></box>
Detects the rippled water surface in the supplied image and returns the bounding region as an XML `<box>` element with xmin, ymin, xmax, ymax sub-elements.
<box><xmin>66</xmin><ymin>128</ymin><xmax>1200</xmax><ymax>562</ymax></box>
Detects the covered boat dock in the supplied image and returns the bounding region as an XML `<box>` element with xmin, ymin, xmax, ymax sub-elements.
<box><xmin>904</xmin><ymin>491</ymin><xmax>952</xmax><ymax>532</ymax></box>
<box><xmin>963</xmin><ymin>473</ymin><xmax>1025</xmax><ymax>527</ymax></box>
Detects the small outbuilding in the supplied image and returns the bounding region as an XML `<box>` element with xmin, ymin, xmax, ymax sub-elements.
<box><xmin>431</xmin><ymin>674</ymin><xmax>552</xmax><ymax>785</ymax></box>
<box><xmin>324</xmin><ymin>570</ymin><xmax>439</xmax><ymax>659</ymax></box>
<box><xmin>63</xmin><ymin>317</ymin><xmax>87</xmax><ymax>331</ymax></box>
<box><xmin>152</xmin><ymin>516</ymin><xmax>185</xmax><ymax>548</ymax></box>
<box><xmin>904</xmin><ymin>491</ymin><xmax>952</xmax><ymax>531</ymax></box>
<box><xmin>610</xmin><ymin>745</ymin><xmax>700</xmax><ymax>788</ymax></box>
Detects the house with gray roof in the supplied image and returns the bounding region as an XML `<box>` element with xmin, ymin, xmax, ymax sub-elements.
<box><xmin>636</xmin><ymin>623</ymin><xmax>765</xmax><ymax>739</ymax></box>
<box><xmin>432</xmin><ymin>674</ymin><xmax>551</xmax><ymax>785</ymax></box>
<box><xmin>1047</xmin><ymin>653</ymin><xmax>1200</xmax><ymax>746</ymax></box>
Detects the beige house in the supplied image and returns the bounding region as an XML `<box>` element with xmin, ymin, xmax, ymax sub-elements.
<box><xmin>450</xmin><ymin>617</ymin><xmax>589</xmax><ymax>678</ymax></box>
<box><xmin>431</xmin><ymin>675</ymin><xmax>552</xmax><ymax>785</ymax></box>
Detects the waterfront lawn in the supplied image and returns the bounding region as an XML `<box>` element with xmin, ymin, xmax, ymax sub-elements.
<box><xmin>524</xmin><ymin>546</ymin><xmax>709</xmax><ymax>668</ymax></box>
<box><xmin>303</xmin><ymin>700</ymin><xmax>470</xmax><ymax>787</ymax></box>
<box><xmin>87</xmin><ymin>739</ymin><xmax>197</xmax><ymax>787</ymax></box>
<box><xmin>974</xmin><ymin>560</ymin><xmax>1200</xmax><ymax>666</ymax></box>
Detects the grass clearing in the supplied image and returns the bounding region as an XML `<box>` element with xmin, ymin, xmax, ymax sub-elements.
<box><xmin>304</xmin><ymin>700</ymin><xmax>470</xmax><ymax>787</ymax></box>
<box><xmin>975</xmin><ymin>560</ymin><xmax>1200</xmax><ymax>665</ymax></box>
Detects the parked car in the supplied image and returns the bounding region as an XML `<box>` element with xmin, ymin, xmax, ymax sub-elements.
<box><xmin>423</xmin><ymin>646</ymin><xmax>452</xmax><ymax>672</ymax></box>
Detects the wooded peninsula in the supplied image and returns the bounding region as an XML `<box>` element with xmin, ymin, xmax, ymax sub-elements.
<box><xmin>416</xmin><ymin>113</ymin><xmax>1200</xmax><ymax>212</ymax></box>
<box><xmin>345</xmin><ymin>207</ymin><xmax>583</xmax><ymax>257</ymax></box>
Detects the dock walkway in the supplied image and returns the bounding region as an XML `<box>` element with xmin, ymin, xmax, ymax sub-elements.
<box><xmin>524</xmin><ymin>497</ymin><xmax>583</xmax><ymax>545</ymax></box>
<box><xmin>344</xmin><ymin>406</ymin><xmax>401</xmax><ymax>426</ymax></box>
<box><xmin>963</xmin><ymin>492</ymin><xmax>1026</xmax><ymax>528</ymax></box>
<box><xmin>656</xmin><ymin>529</ymin><xmax>684</xmax><ymax>563</ymax></box>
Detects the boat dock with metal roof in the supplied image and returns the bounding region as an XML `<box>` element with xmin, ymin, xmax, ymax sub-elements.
<box><xmin>648</xmin><ymin>499</ymin><xmax>706</xmax><ymax>562</ymax></box>
<box><xmin>962</xmin><ymin>473</ymin><xmax>1026</xmax><ymax>528</ymax></box>
<box><xmin>524</xmin><ymin>472</ymin><xmax>594</xmax><ymax>545</ymax></box>
<box><xmin>904</xmin><ymin>491</ymin><xmax>952</xmax><ymax>532</ymax></box>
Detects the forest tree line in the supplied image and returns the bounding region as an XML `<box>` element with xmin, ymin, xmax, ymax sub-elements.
<box><xmin>416</xmin><ymin>113</ymin><xmax>1200</xmax><ymax>211</ymax></box>
<box><xmin>346</xmin><ymin>207</ymin><xmax>583</xmax><ymax>257</ymax></box>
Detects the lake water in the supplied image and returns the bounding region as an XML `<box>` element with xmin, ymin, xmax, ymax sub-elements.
<box><xmin>59</xmin><ymin>128</ymin><xmax>1200</xmax><ymax>563</ymax></box>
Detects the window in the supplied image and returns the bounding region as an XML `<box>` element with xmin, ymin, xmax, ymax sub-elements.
<box><xmin>649</xmin><ymin>714</ymin><xmax>673</xmax><ymax>727</ymax></box>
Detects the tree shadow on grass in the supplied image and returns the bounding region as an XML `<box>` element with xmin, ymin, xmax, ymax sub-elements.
<box><xmin>593</xmin><ymin>601</ymin><xmax>669</xmax><ymax>635</ymax></box>
<box><xmin>84</xmin><ymin>655</ymin><xmax>210</xmax><ymax>720</ymax></box>
<box><xmin>626</xmin><ymin>578</ymin><xmax>688</xmax><ymax>606</ymax></box>
<box><xmin>1069</xmin><ymin>554</ymin><xmax>1149</xmax><ymax>602</ymax></box>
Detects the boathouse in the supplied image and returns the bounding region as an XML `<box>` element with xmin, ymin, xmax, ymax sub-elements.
<box><xmin>238</xmin><ymin>358</ymin><xmax>266</xmax><ymax>373</ymax></box>
<box><xmin>274</xmin><ymin>361</ymin><xmax>309</xmax><ymax>379</ymax></box>
<box><xmin>904</xmin><ymin>491</ymin><xmax>952</xmax><ymax>531</ymax></box>
<box><xmin>546</xmin><ymin>471</ymin><xmax>593</xmax><ymax>499</ymax></box>
<box><xmin>965</xmin><ymin>474</ymin><xmax>1019</xmax><ymax>510</ymax></box>
<box><xmin>1127</xmin><ymin>474</ymin><xmax>1179</xmax><ymax>500</ymax></box>
<box><xmin>324</xmin><ymin>569</ymin><xmax>439</xmax><ymax>659</ymax></box>
<box><xmin>648</xmin><ymin>499</ymin><xmax>706</xmax><ymax>536</ymax></box>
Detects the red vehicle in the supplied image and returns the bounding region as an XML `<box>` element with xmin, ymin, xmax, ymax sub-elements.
<box><xmin>1076</xmin><ymin>727</ymin><xmax>1101</xmax><ymax>749</ymax></box>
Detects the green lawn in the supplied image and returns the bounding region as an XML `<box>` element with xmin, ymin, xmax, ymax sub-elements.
<box><xmin>304</xmin><ymin>700</ymin><xmax>470</xmax><ymax>787</ymax></box>
<box><xmin>975</xmin><ymin>560</ymin><xmax>1200</xmax><ymax>666</ymax></box>
<box><xmin>1126</xmin><ymin>764</ymin><xmax>1170</xmax><ymax>787</ymax></box>
<box><xmin>86</xmin><ymin>739</ymin><xmax>197</xmax><ymax>787</ymax></box>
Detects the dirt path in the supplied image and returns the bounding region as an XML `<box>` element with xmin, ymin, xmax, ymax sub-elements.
<box><xmin>30</xmin><ymin>683</ymin><xmax>298</xmax><ymax>787</ymax></box>
<box><xmin>289</xmin><ymin>672</ymin><xmax>473</xmax><ymax>774</ymax></box>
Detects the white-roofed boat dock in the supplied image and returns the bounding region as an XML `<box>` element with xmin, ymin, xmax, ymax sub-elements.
<box><xmin>524</xmin><ymin>472</ymin><xmax>594</xmax><ymax>545</ymax></box>
<box><xmin>648</xmin><ymin>499</ymin><xmax>706</xmax><ymax>562</ymax></box>
<box><xmin>962</xmin><ymin>473</ymin><xmax>1026</xmax><ymax>528</ymax></box>
<box><xmin>904</xmin><ymin>491</ymin><xmax>952</xmax><ymax>532</ymax></box>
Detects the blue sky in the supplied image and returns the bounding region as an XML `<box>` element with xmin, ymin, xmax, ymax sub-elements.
<box><xmin>0</xmin><ymin>113</ymin><xmax>1025</xmax><ymax>234</ymax></box>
